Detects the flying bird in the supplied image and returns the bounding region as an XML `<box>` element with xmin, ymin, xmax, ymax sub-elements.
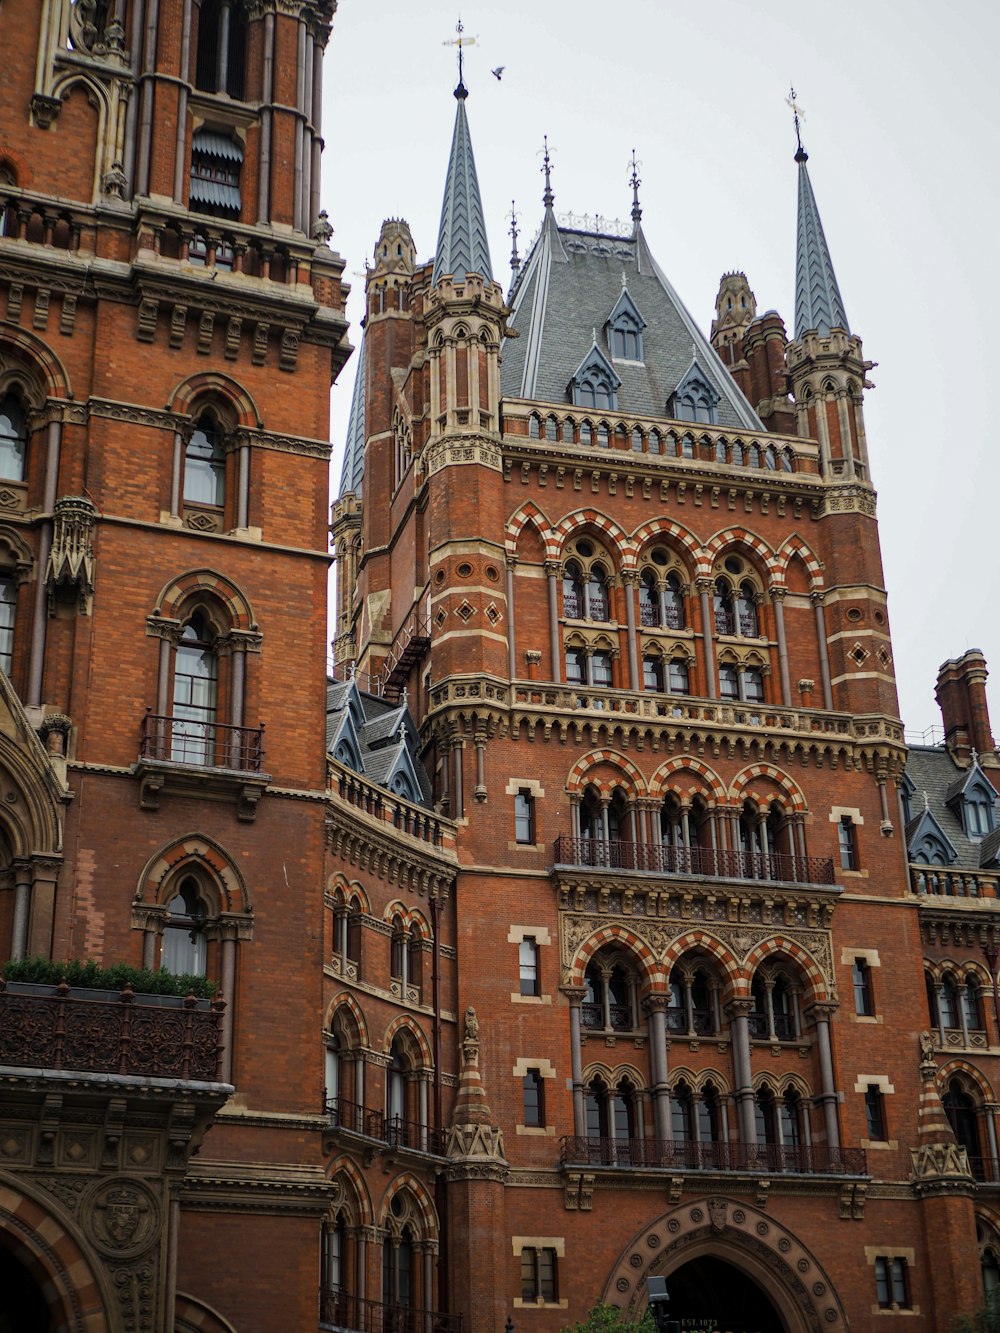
<box><xmin>491</xmin><ymin>66</ymin><xmax>505</xmax><ymax>80</ymax></box>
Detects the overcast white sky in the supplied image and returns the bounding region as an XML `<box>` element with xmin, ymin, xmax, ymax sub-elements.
<box><xmin>320</xmin><ymin>0</ymin><xmax>1000</xmax><ymax>738</ymax></box>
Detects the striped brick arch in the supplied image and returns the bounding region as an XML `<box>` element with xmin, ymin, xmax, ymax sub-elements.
<box><xmin>568</xmin><ymin>924</ymin><xmax>659</xmax><ymax>987</ymax></box>
<box><xmin>380</xmin><ymin>1175</ymin><xmax>439</xmax><ymax>1239</ymax></box>
<box><xmin>629</xmin><ymin>518</ymin><xmax>701</xmax><ymax>572</ymax></box>
<box><xmin>153</xmin><ymin>570</ymin><xmax>258</xmax><ymax>634</ymax></box>
<box><xmin>701</xmin><ymin>527</ymin><xmax>776</xmax><ymax>579</ymax></box>
<box><xmin>0</xmin><ymin>1173</ymin><xmax>110</xmax><ymax>1333</ymax></box>
<box><xmin>729</xmin><ymin>764</ymin><xmax>807</xmax><ymax>812</ymax></box>
<box><xmin>329</xmin><ymin>876</ymin><xmax>371</xmax><ymax>914</ymax></box>
<box><xmin>327</xmin><ymin>1157</ymin><xmax>374</xmax><ymax>1227</ymax></box>
<box><xmin>382</xmin><ymin>1015</ymin><xmax>433</xmax><ymax>1068</ymax></box>
<box><xmin>136</xmin><ymin>834</ymin><xmax>251</xmax><ymax>914</ymax></box>
<box><xmin>774</xmin><ymin>535</ymin><xmax>825</xmax><ymax>587</ymax></box>
<box><xmin>326</xmin><ymin>993</ymin><xmax>369</xmax><ymax>1047</ymax></box>
<box><xmin>937</xmin><ymin>1059</ymin><xmax>996</xmax><ymax>1102</ymax></box>
<box><xmin>552</xmin><ymin>509</ymin><xmax>635</xmax><ymax>564</ymax></box>
<box><xmin>0</xmin><ymin>324</ymin><xmax>73</xmax><ymax>400</ymax></box>
<box><xmin>566</xmin><ymin>749</ymin><xmax>648</xmax><ymax>797</ymax></box>
<box><xmin>742</xmin><ymin>937</ymin><xmax>829</xmax><ymax>1003</ymax></box>
<box><xmin>649</xmin><ymin>757</ymin><xmax>727</xmax><ymax>803</ymax></box>
<box><xmin>661</xmin><ymin>931</ymin><xmax>742</xmax><ymax>994</ymax></box>
<box><xmin>167</xmin><ymin>371</ymin><xmax>262</xmax><ymax>428</ymax></box>
<box><xmin>505</xmin><ymin>502</ymin><xmax>557</xmax><ymax>558</ymax></box>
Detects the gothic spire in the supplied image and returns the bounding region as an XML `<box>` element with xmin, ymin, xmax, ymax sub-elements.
<box><xmin>432</xmin><ymin>81</ymin><xmax>494</xmax><ymax>285</ymax></box>
<box><xmin>793</xmin><ymin>110</ymin><xmax>850</xmax><ymax>339</ymax></box>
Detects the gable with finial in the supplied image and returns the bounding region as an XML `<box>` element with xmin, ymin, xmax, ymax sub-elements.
<box><xmin>944</xmin><ymin>751</ymin><xmax>998</xmax><ymax>840</ymax></box>
<box><xmin>568</xmin><ymin>340</ymin><xmax>621</xmax><ymax>411</ymax></box>
<box><xmin>669</xmin><ymin>354</ymin><xmax>721</xmax><ymax>425</ymax></box>
<box><xmin>605</xmin><ymin>281</ymin><xmax>646</xmax><ymax>362</ymax></box>
<box><xmin>905</xmin><ymin>802</ymin><xmax>959</xmax><ymax>867</ymax></box>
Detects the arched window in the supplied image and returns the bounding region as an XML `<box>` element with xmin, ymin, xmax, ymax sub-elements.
<box><xmin>161</xmin><ymin>876</ymin><xmax>207</xmax><ymax>976</ymax></box>
<box><xmin>563</xmin><ymin>560</ymin><xmax>585</xmax><ymax>619</ymax></box>
<box><xmin>0</xmin><ymin>576</ymin><xmax>16</xmax><ymax>676</ymax></box>
<box><xmin>171</xmin><ymin>612</ymin><xmax>219</xmax><ymax>764</ymax></box>
<box><xmin>639</xmin><ymin>570</ymin><xmax>659</xmax><ymax>626</ymax></box>
<box><xmin>667</xmin><ymin>957</ymin><xmax>721</xmax><ymax>1036</ymax></box>
<box><xmin>754</xmin><ymin>1086</ymin><xmax>777</xmax><ymax>1145</ymax></box>
<box><xmin>750</xmin><ymin>969</ymin><xmax>799</xmax><ymax>1040</ymax></box>
<box><xmin>737</xmin><ymin>581</ymin><xmax>759</xmax><ymax>636</ymax></box>
<box><xmin>668</xmin><ymin>656</ymin><xmax>690</xmax><ymax>695</ymax></box>
<box><xmin>386</xmin><ymin>1038</ymin><xmax>408</xmax><ymax>1126</ymax></box>
<box><xmin>719</xmin><ymin>661</ymin><xmax>739</xmax><ymax>700</ymax></box>
<box><xmin>195</xmin><ymin>0</ymin><xmax>248</xmax><ymax>98</ymax></box>
<box><xmin>586</xmin><ymin>1074</ymin><xmax>638</xmax><ymax>1161</ymax></box>
<box><xmin>714</xmin><ymin>578</ymin><xmax>736</xmax><ymax>635</ymax></box>
<box><xmin>184</xmin><ymin>414</ymin><xmax>226</xmax><ymax>508</ymax></box>
<box><xmin>582</xmin><ymin>951</ymin><xmax>636</xmax><ymax>1032</ymax></box>
<box><xmin>586</xmin><ymin>563</ymin><xmax>610</xmax><ymax>621</ymax></box>
<box><xmin>963</xmin><ymin>975</ymin><xmax>983</xmax><ymax>1032</ymax></box>
<box><xmin>565</xmin><ymin>645</ymin><xmax>586</xmax><ymax>685</ymax></box>
<box><xmin>0</xmin><ymin>392</ymin><xmax>27</xmax><ymax>482</ymax></box>
<box><xmin>643</xmin><ymin>652</ymin><xmax>665</xmax><ymax>692</ymax></box>
<box><xmin>944</xmin><ymin>1077</ymin><xmax>983</xmax><ymax>1175</ymax></box>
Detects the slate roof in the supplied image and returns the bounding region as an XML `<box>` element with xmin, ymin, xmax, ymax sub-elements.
<box><xmin>501</xmin><ymin>213</ymin><xmax>763</xmax><ymax>431</ymax></box>
<box><xmin>432</xmin><ymin>88</ymin><xmax>493</xmax><ymax>285</ymax></box>
<box><xmin>338</xmin><ymin>334</ymin><xmax>366</xmax><ymax>497</ymax></box>
<box><xmin>326</xmin><ymin>678</ymin><xmax>432</xmax><ymax>806</ymax></box>
<box><xmin>794</xmin><ymin>150</ymin><xmax>850</xmax><ymax>339</ymax></box>
<box><xmin>904</xmin><ymin>746</ymin><xmax>1000</xmax><ymax>869</ymax></box>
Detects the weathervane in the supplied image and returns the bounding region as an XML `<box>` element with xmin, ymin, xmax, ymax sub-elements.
<box><xmin>443</xmin><ymin>17</ymin><xmax>477</xmax><ymax>95</ymax></box>
<box><xmin>540</xmin><ymin>135</ymin><xmax>554</xmax><ymax>208</ymax></box>
<box><xmin>629</xmin><ymin>148</ymin><xmax>642</xmax><ymax>224</ymax></box>
<box><xmin>786</xmin><ymin>85</ymin><xmax>807</xmax><ymax>159</ymax></box>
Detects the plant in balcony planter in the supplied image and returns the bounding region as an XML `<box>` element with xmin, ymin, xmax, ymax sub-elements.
<box><xmin>3</xmin><ymin>955</ymin><xmax>218</xmax><ymax>1001</ymax></box>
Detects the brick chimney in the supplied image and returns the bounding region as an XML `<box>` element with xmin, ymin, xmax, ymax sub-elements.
<box><xmin>935</xmin><ymin>650</ymin><xmax>997</xmax><ymax>768</ymax></box>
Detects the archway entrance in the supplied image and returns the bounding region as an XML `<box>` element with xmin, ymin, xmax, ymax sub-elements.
<box><xmin>0</xmin><ymin>1241</ymin><xmax>54</xmax><ymax>1333</ymax></box>
<box><xmin>666</xmin><ymin>1255</ymin><xmax>786</xmax><ymax>1332</ymax></box>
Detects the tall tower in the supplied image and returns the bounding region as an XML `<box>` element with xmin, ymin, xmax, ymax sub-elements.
<box><xmin>0</xmin><ymin>1</ymin><xmax>350</xmax><ymax>1329</ymax></box>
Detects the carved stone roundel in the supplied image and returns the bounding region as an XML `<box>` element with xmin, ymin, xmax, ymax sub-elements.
<box><xmin>85</xmin><ymin>1177</ymin><xmax>159</xmax><ymax>1258</ymax></box>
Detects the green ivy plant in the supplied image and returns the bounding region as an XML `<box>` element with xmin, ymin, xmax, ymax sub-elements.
<box><xmin>3</xmin><ymin>955</ymin><xmax>217</xmax><ymax>999</ymax></box>
<box><xmin>561</xmin><ymin>1304</ymin><xmax>658</xmax><ymax>1333</ymax></box>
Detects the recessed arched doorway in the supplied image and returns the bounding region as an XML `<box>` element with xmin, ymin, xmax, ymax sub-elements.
<box><xmin>0</xmin><ymin>1240</ymin><xmax>53</xmax><ymax>1333</ymax></box>
<box><xmin>665</xmin><ymin>1254</ymin><xmax>787</xmax><ymax>1332</ymax></box>
<box><xmin>601</xmin><ymin>1196</ymin><xmax>849</xmax><ymax>1333</ymax></box>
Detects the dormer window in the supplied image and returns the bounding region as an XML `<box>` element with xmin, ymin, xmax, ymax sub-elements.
<box><xmin>964</xmin><ymin>784</ymin><xmax>996</xmax><ymax>839</ymax></box>
<box><xmin>671</xmin><ymin>359</ymin><xmax>720</xmax><ymax>426</ymax></box>
<box><xmin>190</xmin><ymin>130</ymin><xmax>243</xmax><ymax>221</ymax></box>
<box><xmin>605</xmin><ymin>286</ymin><xmax>646</xmax><ymax>363</ymax></box>
<box><xmin>569</xmin><ymin>344</ymin><xmax>620</xmax><ymax>412</ymax></box>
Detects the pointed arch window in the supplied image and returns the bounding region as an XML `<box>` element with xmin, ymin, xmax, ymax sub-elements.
<box><xmin>0</xmin><ymin>393</ymin><xmax>27</xmax><ymax>483</ymax></box>
<box><xmin>671</xmin><ymin>362</ymin><xmax>720</xmax><ymax>426</ymax></box>
<box><xmin>161</xmin><ymin>877</ymin><xmax>208</xmax><ymax>977</ymax></box>
<box><xmin>184</xmin><ymin>414</ymin><xmax>227</xmax><ymax>508</ymax></box>
<box><xmin>171</xmin><ymin>612</ymin><xmax>219</xmax><ymax>764</ymax></box>
<box><xmin>569</xmin><ymin>345</ymin><xmax>620</xmax><ymax>411</ymax></box>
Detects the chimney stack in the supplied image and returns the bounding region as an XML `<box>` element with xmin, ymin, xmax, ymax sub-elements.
<box><xmin>935</xmin><ymin>650</ymin><xmax>997</xmax><ymax>768</ymax></box>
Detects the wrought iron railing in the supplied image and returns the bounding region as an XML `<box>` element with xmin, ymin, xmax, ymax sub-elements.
<box><xmin>554</xmin><ymin>836</ymin><xmax>836</xmax><ymax>886</ymax></box>
<box><xmin>966</xmin><ymin>1157</ymin><xmax>1000</xmax><ymax>1184</ymax></box>
<box><xmin>559</xmin><ymin>1136</ymin><xmax>866</xmax><ymax>1175</ymax></box>
<box><xmin>666</xmin><ymin>1007</ymin><xmax>716</xmax><ymax>1036</ymax></box>
<box><xmin>326</xmin><ymin>1097</ymin><xmax>447</xmax><ymax>1157</ymax></box>
<box><xmin>0</xmin><ymin>982</ymin><xmax>225</xmax><ymax>1082</ymax></box>
<box><xmin>140</xmin><ymin>710</ymin><xmax>265</xmax><ymax>773</ymax></box>
<box><xmin>747</xmin><ymin>1011</ymin><xmax>796</xmax><ymax>1040</ymax></box>
<box><xmin>320</xmin><ymin>1288</ymin><xmax>462</xmax><ymax>1332</ymax></box>
<box><xmin>581</xmin><ymin>1002</ymin><xmax>633</xmax><ymax>1032</ymax></box>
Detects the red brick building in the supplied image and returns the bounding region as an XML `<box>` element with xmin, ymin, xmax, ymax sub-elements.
<box><xmin>2</xmin><ymin>4</ymin><xmax>1000</xmax><ymax>1332</ymax></box>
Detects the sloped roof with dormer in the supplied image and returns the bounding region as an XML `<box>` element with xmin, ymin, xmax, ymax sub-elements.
<box><xmin>501</xmin><ymin>215</ymin><xmax>763</xmax><ymax>430</ymax></box>
<box><xmin>904</xmin><ymin>747</ymin><xmax>1000</xmax><ymax>869</ymax></box>
<box><xmin>326</xmin><ymin>678</ymin><xmax>432</xmax><ymax>806</ymax></box>
<box><xmin>794</xmin><ymin>150</ymin><xmax>850</xmax><ymax>339</ymax></box>
<box><xmin>432</xmin><ymin>88</ymin><xmax>493</xmax><ymax>286</ymax></box>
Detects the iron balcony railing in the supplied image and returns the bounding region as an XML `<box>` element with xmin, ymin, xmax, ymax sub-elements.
<box><xmin>559</xmin><ymin>1136</ymin><xmax>867</xmax><ymax>1175</ymax></box>
<box><xmin>140</xmin><ymin>710</ymin><xmax>265</xmax><ymax>773</ymax></box>
<box><xmin>554</xmin><ymin>836</ymin><xmax>836</xmax><ymax>886</ymax></box>
<box><xmin>320</xmin><ymin>1288</ymin><xmax>462</xmax><ymax>1332</ymax></box>
<box><xmin>0</xmin><ymin>981</ymin><xmax>225</xmax><ymax>1082</ymax></box>
<box><xmin>967</xmin><ymin>1157</ymin><xmax>1000</xmax><ymax>1184</ymax></box>
<box><xmin>326</xmin><ymin>1097</ymin><xmax>447</xmax><ymax>1157</ymax></box>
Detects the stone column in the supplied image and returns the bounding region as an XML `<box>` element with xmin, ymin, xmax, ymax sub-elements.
<box><xmin>219</xmin><ymin>925</ymin><xmax>239</xmax><ymax>1083</ymax></box>
<box><xmin>727</xmin><ymin>998</ymin><xmax>756</xmax><ymax>1148</ymax></box>
<box><xmin>810</xmin><ymin>1003</ymin><xmax>841</xmax><ymax>1150</ymax></box>
<box><xmin>770</xmin><ymin>586</ymin><xmax>792</xmax><ymax>706</ymax></box>
<box><xmin>545</xmin><ymin>561</ymin><xmax>562</xmax><ymax>683</ymax></box>
<box><xmin>697</xmin><ymin>577</ymin><xmax>717</xmax><ymax>699</ymax></box>
<box><xmin>811</xmin><ymin>591</ymin><xmax>834</xmax><ymax>710</ymax></box>
<box><xmin>10</xmin><ymin>862</ymin><xmax>32</xmax><ymax>961</ymax></box>
<box><xmin>28</xmin><ymin>418</ymin><xmax>62</xmax><ymax>706</ymax></box>
<box><xmin>622</xmin><ymin>571</ymin><xmax>640</xmax><ymax>691</ymax></box>
<box><xmin>505</xmin><ymin>556</ymin><xmax>517</xmax><ymax>679</ymax></box>
<box><xmin>644</xmin><ymin>995</ymin><xmax>671</xmax><ymax>1143</ymax></box>
<box><xmin>565</xmin><ymin>987</ymin><xmax>586</xmax><ymax>1135</ymax></box>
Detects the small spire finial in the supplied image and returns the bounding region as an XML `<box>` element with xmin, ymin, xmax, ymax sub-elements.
<box><xmin>629</xmin><ymin>148</ymin><xmax>642</xmax><ymax>224</ymax></box>
<box><xmin>509</xmin><ymin>201</ymin><xmax>521</xmax><ymax>275</ymax></box>
<box><xmin>541</xmin><ymin>135</ymin><xmax>554</xmax><ymax>209</ymax></box>
<box><xmin>786</xmin><ymin>85</ymin><xmax>807</xmax><ymax>161</ymax></box>
<box><xmin>443</xmin><ymin>17</ymin><xmax>476</xmax><ymax>99</ymax></box>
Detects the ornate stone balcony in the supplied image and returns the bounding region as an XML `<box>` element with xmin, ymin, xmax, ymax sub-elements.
<box><xmin>0</xmin><ymin>980</ymin><xmax>226</xmax><ymax>1083</ymax></box>
<box><xmin>136</xmin><ymin>711</ymin><xmax>269</xmax><ymax>821</ymax></box>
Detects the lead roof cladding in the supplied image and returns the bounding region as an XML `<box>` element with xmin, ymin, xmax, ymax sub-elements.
<box><xmin>793</xmin><ymin>149</ymin><xmax>850</xmax><ymax>340</ymax></box>
<box><xmin>500</xmin><ymin>213</ymin><xmax>764</xmax><ymax>432</ymax></box>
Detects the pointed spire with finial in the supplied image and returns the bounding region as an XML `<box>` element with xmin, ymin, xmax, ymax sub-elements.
<box><xmin>433</xmin><ymin>20</ymin><xmax>494</xmax><ymax>285</ymax></box>
<box><xmin>509</xmin><ymin>201</ymin><xmax>520</xmax><ymax>277</ymax></box>
<box><xmin>541</xmin><ymin>134</ymin><xmax>554</xmax><ymax>210</ymax></box>
<box><xmin>789</xmin><ymin>87</ymin><xmax>850</xmax><ymax>340</ymax></box>
<box><xmin>629</xmin><ymin>148</ymin><xmax>642</xmax><ymax>226</ymax></box>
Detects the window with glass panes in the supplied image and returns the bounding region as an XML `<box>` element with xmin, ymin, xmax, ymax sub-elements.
<box><xmin>874</xmin><ymin>1257</ymin><xmax>909</xmax><ymax>1308</ymax></box>
<box><xmin>514</xmin><ymin>789</ymin><xmax>534</xmax><ymax>843</ymax></box>
<box><xmin>864</xmin><ymin>1084</ymin><xmax>886</xmax><ymax>1140</ymax></box>
<box><xmin>522</xmin><ymin>1069</ymin><xmax>544</xmax><ymax>1127</ymax></box>
<box><xmin>852</xmin><ymin>958</ymin><xmax>874</xmax><ymax>1015</ymax></box>
<box><xmin>838</xmin><ymin>816</ymin><xmax>858</xmax><ymax>870</ymax></box>
<box><xmin>519</xmin><ymin>937</ymin><xmax>539</xmax><ymax>996</ymax></box>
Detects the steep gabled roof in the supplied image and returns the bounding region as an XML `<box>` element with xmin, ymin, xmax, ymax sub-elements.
<box><xmin>502</xmin><ymin>217</ymin><xmax>763</xmax><ymax>430</ymax></box>
<box><xmin>432</xmin><ymin>88</ymin><xmax>493</xmax><ymax>285</ymax></box>
<box><xmin>794</xmin><ymin>149</ymin><xmax>850</xmax><ymax>339</ymax></box>
<box><xmin>325</xmin><ymin>678</ymin><xmax>432</xmax><ymax>806</ymax></box>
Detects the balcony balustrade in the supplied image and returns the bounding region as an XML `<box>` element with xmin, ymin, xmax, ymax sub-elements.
<box><xmin>320</xmin><ymin>1288</ymin><xmax>462</xmax><ymax>1333</ymax></box>
<box><xmin>326</xmin><ymin>1097</ymin><xmax>447</xmax><ymax>1157</ymax></box>
<box><xmin>910</xmin><ymin>865</ymin><xmax>998</xmax><ymax>899</ymax></box>
<box><xmin>560</xmin><ymin>1136</ymin><xmax>866</xmax><ymax>1175</ymax></box>
<box><xmin>0</xmin><ymin>981</ymin><xmax>225</xmax><ymax>1082</ymax></box>
<box><xmin>140</xmin><ymin>710</ymin><xmax>265</xmax><ymax>773</ymax></box>
<box><xmin>331</xmin><ymin>761</ymin><xmax>450</xmax><ymax>851</ymax></box>
<box><xmin>555</xmin><ymin>835</ymin><xmax>836</xmax><ymax>886</ymax></box>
